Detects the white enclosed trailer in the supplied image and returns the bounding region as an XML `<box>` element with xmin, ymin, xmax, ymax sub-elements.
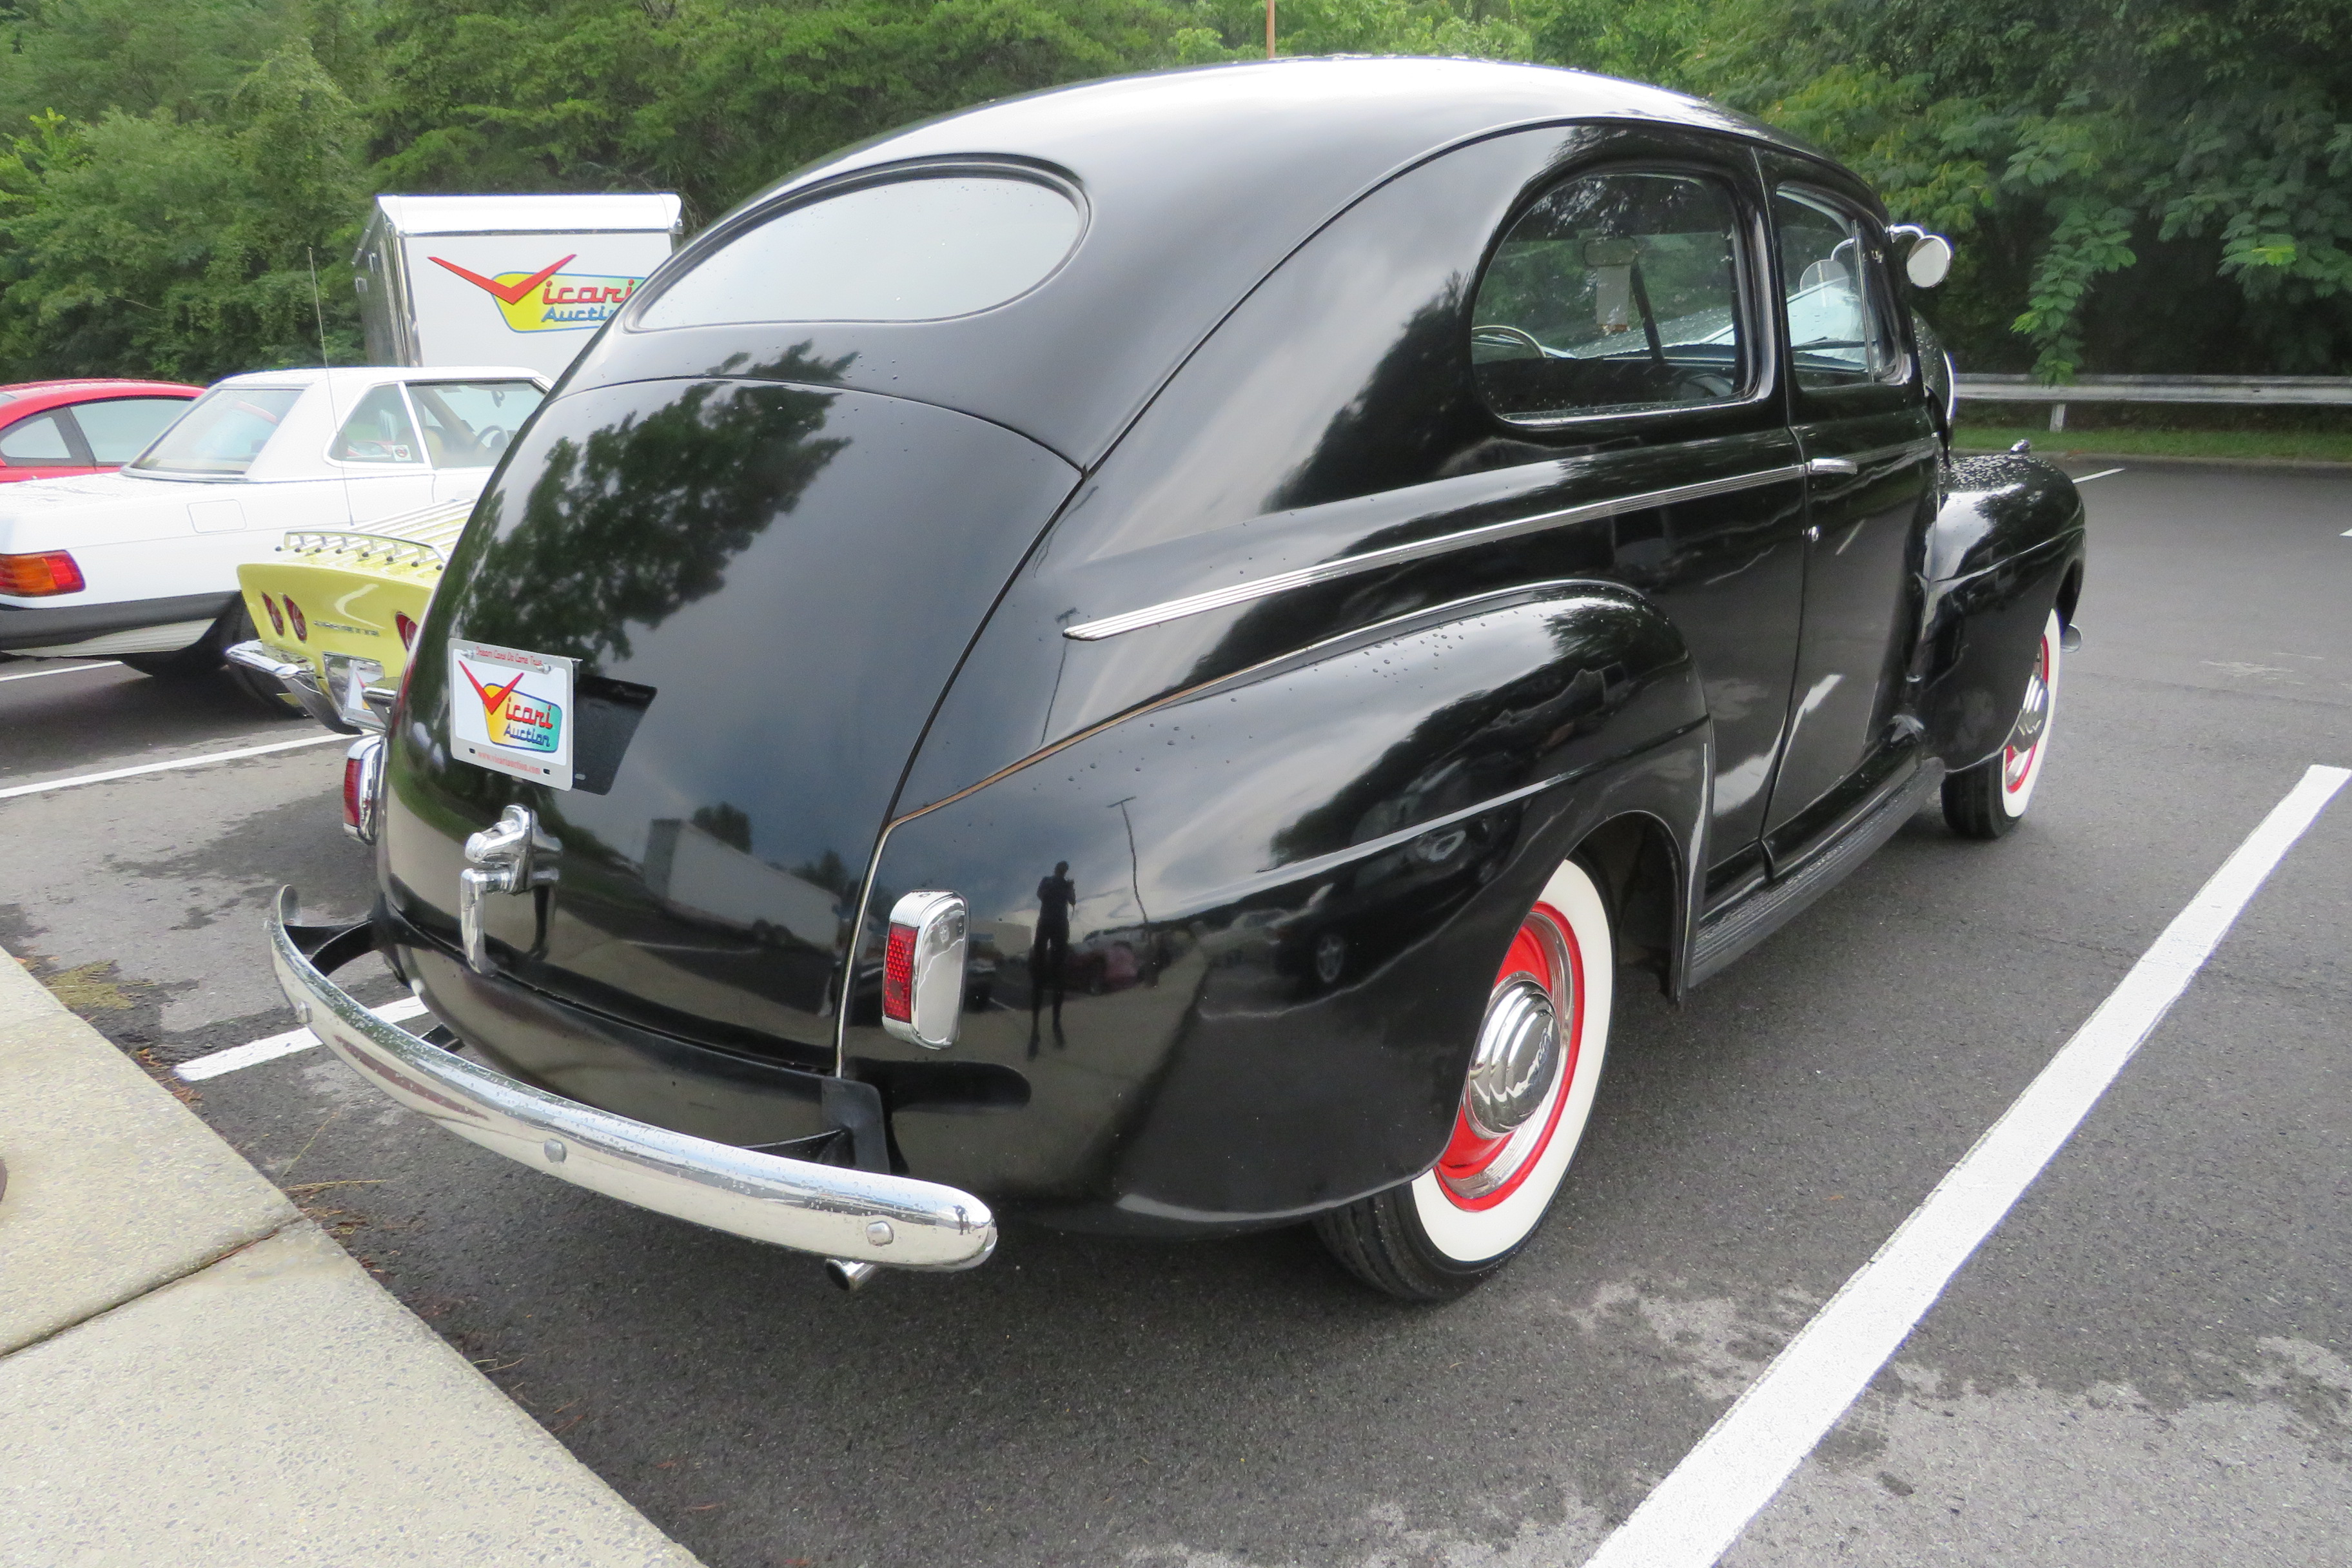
<box><xmin>355</xmin><ymin>193</ymin><xmax>683</xmax><ymax>380</ymax></box>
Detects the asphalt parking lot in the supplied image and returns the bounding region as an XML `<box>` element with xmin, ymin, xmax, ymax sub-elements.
<box><xmin>4</xmin><ymin>460</ymin><xmax>2346</xmax><ymax>1568</ymax></box>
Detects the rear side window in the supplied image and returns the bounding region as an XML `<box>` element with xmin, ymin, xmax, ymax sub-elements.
<box><xmin>637</xmin><ymin>174</ymin><xmax>1083</xmax><ymax>328</ymax></box>
<box><xmin>0</xmin><ymin>411</ymin><xmax>75</xmax><ymax>464</ymax></box>
<box><xmin>129</xmin><ymin>386</ymin><xmax>302</xmax><ymax>476</ymax></box>
<box><xmin>71</xmin><ymin>397</ymin><xmax>191</xmax><ymax>464</ymax></box>
<box><xmin>331</xmin><ymin>384</ymin><xmax>424</xmax><ymax>465</ymax></box>
<box><xmin>408</xmin><ymin>380</ymin><xmax>544</xmax><ymax>468</ymax></box>
<box><xmin>1471</xmin><ymin>171</ymin><xmax>1747</xmax><ymax>421</ymax></box>
<box><xmin>1774</xmin><ymin>190</ymin><xmax>1905</xmax><ymax>389</ymax></box>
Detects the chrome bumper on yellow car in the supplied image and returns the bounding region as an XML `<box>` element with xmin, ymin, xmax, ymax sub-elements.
<box><xmin>267</xmin><ymin>888</ymin><xmax>998</xmax><ymax>1274</ymax></box>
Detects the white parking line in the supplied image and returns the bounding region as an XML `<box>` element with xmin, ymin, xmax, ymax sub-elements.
<box><xmin>2073</xmin><ymin>466</ymin><xmax>2126</xmax><ymax>482</ymax></box>
<box><xmin>0</xmin><ymin>660</ymin><xmax>119</xmax><ymax>683</ymax></box>
<box><xmin>0</xmin><ymin>732</ymin><xmax>345</xmax><ymax>800</ymax></box>
<box><xmin>178</xmin><ymin>995</ymin><xmax>433</xmax><ymax>1081</ymax></box>
<box><xmin>1580</xmin><ymin>761</ymin><xmax>2350</xmax><ymax>1568</ymax></box>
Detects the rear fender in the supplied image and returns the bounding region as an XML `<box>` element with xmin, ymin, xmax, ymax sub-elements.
<box><xmin>840</xmin><ymin>581</ymin><xmax>1708</xmax><ymax>1229</ymax></box>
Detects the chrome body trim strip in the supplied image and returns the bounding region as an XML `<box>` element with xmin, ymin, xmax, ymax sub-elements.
<box><xmin>1063</xmin><ymin>464</ymin><xmax>1807</xmax><ymax>642</ymax></box>
<box><xmin>268</xmin><ymin>888</ymin><xmax>998</xmax><ymax>1270</ymax></box>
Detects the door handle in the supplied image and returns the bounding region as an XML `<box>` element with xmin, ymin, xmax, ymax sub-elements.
<box><xmin>1804</xmin><ymin>456</ymin><xmax>1860</xmax><ymax>477</ymax></box>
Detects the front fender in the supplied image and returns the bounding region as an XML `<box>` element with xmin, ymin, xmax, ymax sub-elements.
<box><xmin>839</xmin><ymin>581</ymin><xmax>1708</xmax><ymax>1231</ymax></box>
<box><xmin>1917</xmin><ymin>453</ymin><xmax>2086</xmax><ymax>770</ymax></box>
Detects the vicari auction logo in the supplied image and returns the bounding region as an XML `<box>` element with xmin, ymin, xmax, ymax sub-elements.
<box><xmin>429</xmin><ymin>253</ymin><xmax>645</xmax><ymax>333</ymax></box>
<box><xmin>460</xmin><ymin>659</ymin><xmax>563</xmax><ymax>754</ymax></box>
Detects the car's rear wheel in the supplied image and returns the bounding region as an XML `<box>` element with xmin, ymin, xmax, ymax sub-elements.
<box><xmin>1314</xmin><ymin>856</ymin><xmax>1614</xmax><ymax>1300</ymax></box>
<box><xmin>121</xmin><ymin>603</ymin><xmax>301</xmax><ymax>714</ymax></box>
<box><xmin>1943</xmin><ymin>607</ymin><xmax>2062</xmax><ymax>839</ymax></box>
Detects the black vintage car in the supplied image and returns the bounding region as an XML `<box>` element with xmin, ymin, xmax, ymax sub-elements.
<box><xmin>274</xmin><ymin>58</ymin><xmax>2082</xmax><ymax>1300</ymax></box>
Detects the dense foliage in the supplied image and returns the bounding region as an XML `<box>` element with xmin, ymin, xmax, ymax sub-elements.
<box><xmin>0</xmin><ymin>0</ymin><xmax>2342</xmax><ymax>382</ymax></box>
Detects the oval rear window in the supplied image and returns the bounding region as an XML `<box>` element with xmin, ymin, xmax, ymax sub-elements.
<box><xmin>638</xmin><ymin>175</ymin><xmax>1082</xmax><ymax>328</ymax></box>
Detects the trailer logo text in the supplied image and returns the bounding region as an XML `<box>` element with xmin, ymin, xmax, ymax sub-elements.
<box><xmin>429</xmin><ymin>253</ymin><xmax>645</xmax><ymax>333</ymax></box>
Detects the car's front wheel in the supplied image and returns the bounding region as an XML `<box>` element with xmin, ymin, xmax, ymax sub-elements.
<box><xmin>1943</xmin><ymin>606</ymin><xmax>2063</xmax><ymax>839</ymax></box>
<box><xmin>1315</xmin><ymin>856</ymin><xmax>1614</xmax><ymax>1300</ymax></box>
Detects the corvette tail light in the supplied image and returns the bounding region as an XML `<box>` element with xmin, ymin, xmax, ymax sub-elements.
<box><xmin>342</xmin><ymin>735</ymin><xmax>386</xmax><ymax>844</ymax></box>
<box><xmin>261</xmin><ymin>593</ymin><xmax>286</xmax><ymax>636</ymax></box>
<box><xmin>284</xmin><ymin>595</ymin><xmax>308</xmax><ymax>641</ymax></box>
<box><xmin>0</xmin><ymin>549</ymin><xmax>84</xmax><ymax>597</ymax></box>
<box><xmin>881</xmin><ymin>890</ymin><xmax>968</xmax><ymax>1050</ymax></box>
<box><xmin>394</xmin><ymin>611</ymin><xmax>418</xmax><ymax>650</ymax></box>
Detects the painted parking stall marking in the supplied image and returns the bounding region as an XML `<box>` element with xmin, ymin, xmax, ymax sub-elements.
<box><xmin>178</xmin><ymin>995</ymin><xmax>433</xmax><ymax>1081</ymax></box>
<box><xmin>2072</xmin><ymin>466</ymin><xmax>2126</xmax><ymax>483</ymax></box>
<box><xmin>0</xmin><ymin>732</ymin><xmax>346</xmax><ymax>799</ymax></box>
<box><xmin>0</xmin><ymin>661</ymin><xmax>118</xmax><ymax>683</ymax></box>
<box><xmin>1579</xmin><ymin>762</ymin><xmax>2351</xmax><ymax>1568</ymax></box>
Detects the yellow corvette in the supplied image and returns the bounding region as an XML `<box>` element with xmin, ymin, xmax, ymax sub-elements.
<box><xmin>228</xmin><ymin>498</ymin><xmax>469</xmax><ymax>732</ymax></box>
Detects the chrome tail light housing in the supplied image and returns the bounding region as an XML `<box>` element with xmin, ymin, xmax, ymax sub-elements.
<box><xmin>881</xmin><ymin>891</ymin><xmax>968</xmax><ymax>1050</ymax></box>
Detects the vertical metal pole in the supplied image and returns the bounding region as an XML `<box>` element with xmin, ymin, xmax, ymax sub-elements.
<box><xmin>2050</xmin><ymin>402</ymin><xmax>2066</xmax><ymax>433</ymax></box>
<box><xmin>1266</xmin><ymin>0</ymin><xmax>1276</xmax><ymax>57</ymax></box>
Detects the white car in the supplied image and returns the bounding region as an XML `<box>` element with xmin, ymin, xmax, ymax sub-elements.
<box><xmin>0</xmin><ymin>365</ymin><xmax>547</xmax><ymax>691</ymax></box>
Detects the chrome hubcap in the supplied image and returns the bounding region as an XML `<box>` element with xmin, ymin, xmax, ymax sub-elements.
<box><xmin>1464</xmin><ymin>977</ymin><xmax>1560</xmax><ymax>1138</ymax></box>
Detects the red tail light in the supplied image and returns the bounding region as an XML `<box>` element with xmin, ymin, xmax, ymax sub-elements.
<box><xmin>284</xmin><ymin>596</ymin><xmax>308</xmax><ymax>641</ymax></box>
<box><xmin>342</xmin><ymin>752</ymin><xmax>367</xmax><ymax>830</ymax></box>
<box><xmin>880</xmin><ymin>891</ymin><xmax>968</xmax><ymax>1049</ymax></box>
<box><xmin>341</xmin><ymin>736</ymin><xmax>385</xmax><ymax>843</ymax></box>
<box><xmin>261</xmin><ymin>593</ymin><xmax>286</xmax><ymax>636</ymax></box>
<box><xmin>0</xmin><ymin>550</ymin><xmax>85</xmax><ymax>597</ymax></box>
<box><xmin>882</xmin><ymin>922</ymin><xmax>917</xmax><ymax>1024</ymax></box>
<box><xmin>394</xmin><ymin>611</ymin><xmax>418</xmax><ymax>650</ymax></box>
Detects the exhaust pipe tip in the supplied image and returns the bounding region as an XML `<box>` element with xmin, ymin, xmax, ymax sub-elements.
<box><xmin>826</xmin><ymin>1258</ymin><xmax>881</xmax><ymax>1293</ymax></box>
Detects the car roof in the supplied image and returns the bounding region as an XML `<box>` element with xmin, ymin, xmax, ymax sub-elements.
<box><xmin>592</xmin><ymin>57</ymin><xmax>1834</xmax><ymax>467</ymax></box>
<box><xmin>0</xmin><ymin>378</ymin><xmax>204</xmax><ymax>409</ymax></box>
<box><xmin>208</xmin><ymin>365</ymin><xmax>551</xmax><ymax>393</ymax></box>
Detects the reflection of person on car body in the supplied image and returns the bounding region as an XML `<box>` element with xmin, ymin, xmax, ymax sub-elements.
<box><xmin>1030</xmin><ymin>861</ymin><xmax>1075</xmax><ymax>1052</ymax></box>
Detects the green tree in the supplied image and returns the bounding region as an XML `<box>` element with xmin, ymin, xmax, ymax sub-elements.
<box><xmin>0</xmin><ymin>37</ymin><xmax>366</xmax><ymax>380</ymax></box>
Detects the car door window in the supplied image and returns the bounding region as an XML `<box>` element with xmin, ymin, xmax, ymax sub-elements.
<box><xmin>1774</xmin><ymin>190</ymin><xmax>1904</xmax><ymax>389</ymax></box>
<box><xmin>1470</xmin><ymin>170</ymin><xmax>1747</xmax><ymax>421</ymax></box>
<box><xmin>68</xmin><ymin>397</ymin><xmax>191</xmax><ymax>464</ymax></box>
<box><xmin>407</xmin><ymin>380</ymin><xmax>545</xmax><ymax>468</ymax></box>
<box><xmin>0</xmin><ymin>411</ymin><xmax>77</xmax><ymax>465</ymax></box>
<box><xmin>331</xmin><ymin>384</ymin><xmax>425</xmax><ymax>464</ymax></box>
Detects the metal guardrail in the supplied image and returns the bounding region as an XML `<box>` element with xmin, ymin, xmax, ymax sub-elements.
<box><xmin>1956</xmin><ymin>373</ymin><xmax>2352</xmax><ymax>431</ymax></box>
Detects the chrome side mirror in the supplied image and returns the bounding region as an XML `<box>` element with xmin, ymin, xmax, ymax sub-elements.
<box><xmin>1888</xmin><ymin>225</ymin><xmax>1955</xmax><ymax>289</ymax></box>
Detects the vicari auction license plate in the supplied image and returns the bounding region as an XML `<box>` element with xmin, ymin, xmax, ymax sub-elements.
<box><xmin>449</xmin><ymin>638</ymin><xmax>576</xmax><ymax>789</ymax></box>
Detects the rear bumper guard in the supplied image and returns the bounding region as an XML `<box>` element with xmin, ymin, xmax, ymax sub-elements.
<box><xmin>266</xmin><ymin>888</ymin><xmax>997</xmax><ymax>1271</ymax></box>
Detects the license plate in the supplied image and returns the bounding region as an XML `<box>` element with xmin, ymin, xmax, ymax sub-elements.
<box><xmin>449</xmin><ymin>638</ymin><xmax>576</xmax><ymax>789</ymax></box>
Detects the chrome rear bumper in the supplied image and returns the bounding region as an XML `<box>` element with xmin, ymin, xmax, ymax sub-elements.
<box><xmin>226</xmin><ymin>640</ymin><xmax>357</xmax><ymax>733</ymax></box>
<box><xmin>267</xmin><ymin>888</ymin><xmax>997</xmax><ymax>1271</ymax></box>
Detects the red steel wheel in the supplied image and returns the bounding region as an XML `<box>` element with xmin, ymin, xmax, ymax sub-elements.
<box><xmin>1315</xmin><ymin>857</ymin><xmax>1614</xmax><ymax>1299</ymax></box>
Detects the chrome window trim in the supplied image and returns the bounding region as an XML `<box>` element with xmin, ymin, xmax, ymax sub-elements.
<box><xmin>1063</xmin><ymin>463</ymin><xmax>1805</xmax><ymax>642</ymax></box>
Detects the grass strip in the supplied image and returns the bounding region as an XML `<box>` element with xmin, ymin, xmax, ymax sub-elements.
<box><xmin>1954</xmin><ymin>424</ymin><xmax>2352</xmax><ymax>464</ymax></box>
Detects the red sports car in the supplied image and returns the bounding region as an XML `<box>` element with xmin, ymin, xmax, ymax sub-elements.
<box><xmin>0</xmin><ymin>378</ymin><xmax>204</xmax><ymax>482</ymax></box>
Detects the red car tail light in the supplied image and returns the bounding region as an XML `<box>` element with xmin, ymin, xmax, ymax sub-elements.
<box><xmin>342</xmin><ymin>735</ymin><xmax>386</xmax><ymax>844</ymax></box>
<box><xmin>262</xmin><ymin>593</ymin><xmax>286</xmax><ymax>636</ymax></box>
<box><xmin>880</xmin><ymin>891</ymin><xmax>968</xmax><ymax>1050</ymax></box>
<box><xmin>0</xmin><ymin>550</ymin><xmax>85</xmax><ymax>596</ymax></box>
<box><xmin>284</xmin><ymin>595</ymin><xmax>308</xmax><ymax>641</ymax></box>
<box><xmin>394</xmin><ymin>611</ymin><xmax>418</xmax><ymax>650</ymax></box>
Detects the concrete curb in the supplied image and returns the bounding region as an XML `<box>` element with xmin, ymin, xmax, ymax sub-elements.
<box><xmin>1954</xmin><ymin>444</ymin><xmax>2352</xmax><ymax>475</ymax></box>
<box><xmin>0</xmin><ymin>948</ymin><xmax>702</xmax><ymax>1566</ymax></box>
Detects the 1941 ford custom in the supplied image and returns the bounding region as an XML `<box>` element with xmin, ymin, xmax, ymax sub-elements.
<box><xmin>269</xmin><ymin>57</ymin><xmax>2084</xmax><ymax>1300</ymax></box>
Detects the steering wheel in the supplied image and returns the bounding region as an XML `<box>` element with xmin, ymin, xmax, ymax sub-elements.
<box><xmin>1471</xmin><ymin>323</ymin><xmax>1548</xmax><ymax>357</ymax></box>
<box><xmin>478</xmin><ymin>426</ymin><xmax>510</xmax><ymax>453</ymax></box>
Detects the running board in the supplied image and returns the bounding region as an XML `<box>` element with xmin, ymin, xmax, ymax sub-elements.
<box><xmin>1688</xmin><ymin>760</ymin><xmax>1946</xmax><ymax>988</ymax></box>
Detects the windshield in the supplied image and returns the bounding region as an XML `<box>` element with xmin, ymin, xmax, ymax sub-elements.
<box><xmin>128</xmin><ymin>385</ymin><xmax>302</xmax><ymax>476</ymax></box>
